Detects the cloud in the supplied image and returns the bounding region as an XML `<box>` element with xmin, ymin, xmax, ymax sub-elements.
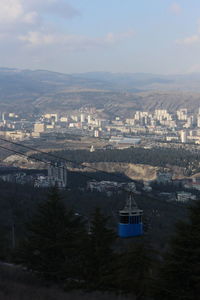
<box><xmin>170</xmin><ymin>2</ymin><xmax>182</xmax><ymax>15</ymax></box>
<box><xmin>22</xmin><ymin>11</ymin><xmax>39</xmax><ymax>24</ymax></box>
<box><xmin>0</xmin><ymin>0</ymin><xmax>134</xmax><ymax>55</ymax></box>
<box><xmin>105</xmin><ymin>30</ymin><xmax>135</xmax><ymax>44</ymax></box>
<box><xmin>0</xmin><ymin>0</ymin><xmax>134</xmax><ymax>71</ymax></box>
<box><xmin>177</xmin><ymin>20</ymin><xmax>200</xmax><ymax>45</ymax></box>
<box><xmin>22</xmin><ymin>0</ymin><xmax>80</xmax><ymax>19</ymax></box>
<box><xmin>187</xmin><ymin>64</ymin><xmax>200</xmax><ymax>73</ymax></box>
<box><xmin>19</xmin><ymin>31</ymin><xmax>56</xmax><ymax>46</ymax></box>
<box><xmin>177</xmin><ymin>34</ymin><xmax>200</xmax><ymax>45</ymax></box>
<box><xmin>0</xmin><ymin>0</ymin><xmax>82</xmax><ymax>47</ymax></box>
<box><xmin>0</xmin><ymin>0</ymin><xmax>79</xmax><ymax>26</ymax></box>
<box><xmin>0</xmin><ymin>0</ymin><xmax>24</xmax><ymax>23</ymax></box>
<box><xmin>18</xmin><ymin>30</ymin><xmax>135</xmax><ymax>50</ymax></box>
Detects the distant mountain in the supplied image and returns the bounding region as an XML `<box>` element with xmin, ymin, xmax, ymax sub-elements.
<box><xmin>0</xmin><ymin>68</ymin><xmax>200</xmax><ymax>115</ymax></box>
<box><xmin>75</xmin><ymin>71</ymin><xmax>200</xmax><ymax>92</ymax></box>
<box><xmin>74</xmin><ymin>72</ymin><xmax>173</xmax><ymax>89</ymax></box>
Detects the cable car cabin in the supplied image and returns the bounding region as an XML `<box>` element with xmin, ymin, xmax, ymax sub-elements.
<box><xmin>118</xmin><ymin>194</ymin><xmax>143</xmax><ymax>238</ymax></box>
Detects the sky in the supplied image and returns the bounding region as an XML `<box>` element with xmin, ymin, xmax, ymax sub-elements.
<box><xmin>0</xmin><ymin>0</ymin><xmax>200</xmax><ymax>74</ymax></box>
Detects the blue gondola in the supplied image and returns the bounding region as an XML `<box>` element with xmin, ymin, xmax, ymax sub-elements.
<box><xmin>118</xmin><ymin>193</ymin><xmax>143</xmax><ymax>238</ymax></box>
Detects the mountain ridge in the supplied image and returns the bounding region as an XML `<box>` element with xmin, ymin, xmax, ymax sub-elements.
<box><xmin>0</xmin><ymin>67</ymin><xmax>200</xmax><ymax>115</ymax></box>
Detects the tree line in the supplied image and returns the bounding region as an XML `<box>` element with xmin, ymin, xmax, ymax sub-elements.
<box><xmin>2</xmin><ymin>187</ymin><xmax>199</xmax><ymax>300</ymax></box>
<box><xmin>33</xmin><ymin>147</ymin><xmax>200</xmax><ymax>172</ymax></box>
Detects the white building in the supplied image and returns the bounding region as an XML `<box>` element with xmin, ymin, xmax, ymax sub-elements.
<box><xmin>197</xmin><ymin>115</ymin><xmax>200</xmax><ymax>128</ymax></box>
<box><xmin>80</xmin><ymin>113</ymin><xmax>86</xmax><ymax>123</ymax></box>
<box><xmin>60</xmin><ymin>116</ymin><xmax>68</xmax><ymax>122</ymax></box>
<box><xmin>34</xmin><ymin>123</ymin><xmax>45</xmax><ymax>133</ymax></box>
<box><xmin>180</xmin><ymin>130</ymin><xmax>187</xmax><ymax>143</ymax></box>
<box><xmin>94</xmin><ymin>130</ymin><xmax>100</xmax><ymax>137</ymax></box>
<box><xmin>43</xmin><ymin>113</ymin><xmax>58</xmax><ymax>122</ymax></box>
<box><xmin>176</xmin><ymin>192</ymin><xmax>196</xmax><ymax>203</ymax></box>
<box><xmin>177</xmin><ymin>109</ymin><xmax>187</xmax><ymax>121</ymax></box>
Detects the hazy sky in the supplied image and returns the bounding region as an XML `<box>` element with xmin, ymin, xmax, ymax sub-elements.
<box><xmin>1</xmin><ymin>0</ymin><xmax>200</xmax><ymax>74</ymax></box>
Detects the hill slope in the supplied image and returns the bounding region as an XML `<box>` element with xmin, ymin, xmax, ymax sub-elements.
<box><xmin>0</xmin><ymin>68</ymin><xmax>200</xmax><ymax>115</ymax></box>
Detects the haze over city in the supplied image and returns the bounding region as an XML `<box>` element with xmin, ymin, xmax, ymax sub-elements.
<box><xmin>1</xmin><ymin>0</ymin><xmax>200</xmax><ymax>74</ymax></box>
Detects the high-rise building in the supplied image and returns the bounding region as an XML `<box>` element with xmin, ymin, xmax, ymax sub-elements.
<box><xmin>88</xmin><ymin>115</ymin><xmax>92</xmax><ymax>124</ymax></box>
<box><xmin>180</xmin><ymin>130</ymin><xmax>187</xmax><ymax>143</ymax></box>
<box><xmin>48</xmin><ymin>162</ymin><xmax>67</xmax><ymax>188</ymax></box>
<box><xmin>94</xmin><ymin>130</ymin><xmax>100</xmax><ymax>137</ymax></box>
<box><xmin>184</xmin><ymin>116</ymin><xmax>194</xmax><ymax>128</ymax></box>
<box><xmin>197</xmin><ymin>115</ymin><xmax>200</xmax><ymax>128</ymax></box>
<box><xmin>80</xmin><ymin>113</ymin><xmax>86</xmax><ymax>123</ymax></box>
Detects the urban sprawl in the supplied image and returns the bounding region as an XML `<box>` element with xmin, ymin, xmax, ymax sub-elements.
<box><xmin>0</xmin><ymin>107</ymin><xmax>200</xmax><ymax>144</ymax></box>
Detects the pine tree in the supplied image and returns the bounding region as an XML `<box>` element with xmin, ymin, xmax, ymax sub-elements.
<box><xmin>0</xmin><ymin>226</ymin><xmax>9</xmax><ymax>260</ymax></box>
<box><xmin>115</xmin><ymin>242</ymin><xmax>153</xmax><ymax>299</ymax></box>
<box><xmin>17</xmin><ymin>188</ymin><xmax>86</xmax><ymax>282</ymax></box>
<box><xmin>155</xmin><ymin>200</ymin><xmax>200</xmax><ymax>300</ymax></box>
<box><xmin>85</xmin><ymin>208</ymin><xmax>116</xmax><ymax>290</ymax></box>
